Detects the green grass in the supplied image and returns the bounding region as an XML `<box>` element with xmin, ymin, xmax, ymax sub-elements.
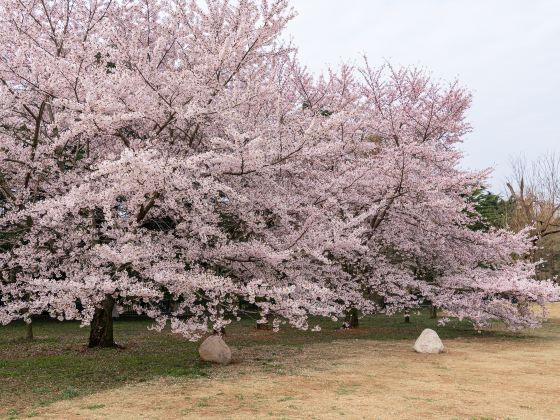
<box><xmin>0</xmin><ymin>309</ymin><xmax>523</xmax><ymax>417</ymax></box>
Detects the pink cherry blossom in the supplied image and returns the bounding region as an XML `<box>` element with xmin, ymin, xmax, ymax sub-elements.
<box><xmin>1</xmin><ymin>0</ymin><xmax>557</xmax><ymax>340</ymax></box>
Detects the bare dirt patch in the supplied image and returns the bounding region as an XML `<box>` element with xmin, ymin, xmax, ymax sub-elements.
<box><xmin>30</xmin><ymin>304</ymin><xmax>560</xmax><ymax>420</ymax></box>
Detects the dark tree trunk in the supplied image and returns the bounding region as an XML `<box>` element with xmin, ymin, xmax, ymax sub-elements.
<box><xmin>344</xmin><ymin>307</ymin><xmax>359</xmax><ymax>329</ymax></box>
<box><xmin>430</xmin><ymin>305</ymin><xmax>438</xmax><ymax>319</ymax></box>
<box><xmin>88</xmin><ymin>296</ymin><xmax>116</xmax><ymax>348</ymax></box>
<box><xmin>25</xmin><ymin>320</ymin><xmax>34</xmax><ymax>341</ymax></box>
<box><xmin>404</xmin><ymin>309</ymin><xmax>410</xmax><ymax>323</ymax></box>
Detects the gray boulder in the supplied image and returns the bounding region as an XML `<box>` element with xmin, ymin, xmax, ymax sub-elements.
<box><xmin>198</xmin><ymin>335</ymin><xmax>232</xmax><ymax>364</ymax></box>
<box><xmin>413</xmin><ymin>328</ymin><xmax>445</xmax><ymax>353</ymax></box>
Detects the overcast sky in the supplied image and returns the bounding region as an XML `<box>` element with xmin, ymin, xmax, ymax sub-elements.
<box><xmin>286</xmin><ymin>0</ymin><xmax>560</xmax><ymax>193</ymax></box>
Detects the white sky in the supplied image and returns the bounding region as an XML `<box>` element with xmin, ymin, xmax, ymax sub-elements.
<box><xmin>287</xmin><ymin>0</ymin><xmax>560</xmax><ymax>193</ymax></box>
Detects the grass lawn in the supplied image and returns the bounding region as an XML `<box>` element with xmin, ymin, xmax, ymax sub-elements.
<box><xmin>0</xmin><ymin>309</ymin><xmax>537</xmax><ymax>418</ymax></box>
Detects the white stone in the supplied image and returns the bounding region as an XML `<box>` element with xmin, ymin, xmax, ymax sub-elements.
<box><xmin>413</xmin><ymin>328</ymin><xmax>445</xmax><ymax>354</ymax></box>
<box><xmin>198</xmin><ymin>335</ymin><xmax>232</xmax><ymax>364</ymax></box>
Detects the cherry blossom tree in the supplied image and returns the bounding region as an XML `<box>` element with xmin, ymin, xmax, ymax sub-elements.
<box><xmin>1</xmin><ymin>0</ymin><xmax>557</xmax><ymax>348</ymax></box>
<box><xmin>316</xmin><ymin>62</ymin><xmax>559</xmax><ymax>329</ymax></box>
<box><xmin>0</xmin><ymin>0</ymin><xmax>352</xmax><ymax>346</ymax></box>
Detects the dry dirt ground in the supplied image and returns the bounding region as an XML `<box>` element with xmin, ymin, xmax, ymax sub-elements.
<box><xmin>32</xmin><ymin>305</ymin><xmax>560</xmax><ymax>420</ymax></box>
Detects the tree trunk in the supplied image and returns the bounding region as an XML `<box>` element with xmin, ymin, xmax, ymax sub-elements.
<box><xmin>404</xmin><ymin>309</ymin><xmax>410</xmax><ymax>323</ymax></box>
<box><xmin>25</xmin><ymin>320</ymin><xmax>34</xmax><ymax>341</ymax></box>
<box><xmin>344</xmin><ymin>307</ymin><xmax>359</xmax><ymax>329</ymax></box>
<box><xmin>430</xmin><ymin>305</ymin><xmax>438</xmax><ymax>319</ymax></box>
<box><xmin>88</xmin><ymin>296</ymin><xmax>116</xmax><ymax>348</ymax></box>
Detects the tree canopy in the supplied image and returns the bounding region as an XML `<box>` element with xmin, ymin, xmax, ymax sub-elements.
<box><xmin>1</xmin><ymin>0</ymin><xmax>558</xmax><ymax>343</ymax></box>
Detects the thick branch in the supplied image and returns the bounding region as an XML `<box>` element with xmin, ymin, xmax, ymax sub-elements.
<box><xmin>136</xmin><ymin>192</ymin><xmax>161</xmax><ymax>223</ymax></box>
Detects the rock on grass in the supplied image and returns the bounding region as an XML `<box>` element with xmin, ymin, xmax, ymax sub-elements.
<box><xmin>199</xmin><ymin>335</ymin><xmax>232</xmax><ymax>365</ymax></box>
<box><xmin>413</xmin><ymin>329</ymin><xmax>445</xmax><ymax>354</ymax></box>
